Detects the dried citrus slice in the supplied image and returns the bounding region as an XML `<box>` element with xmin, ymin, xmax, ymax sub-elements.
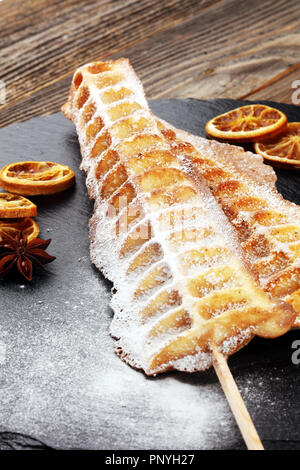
<box><xmin>0</xmin><ymin>193</ymin><xmax>37</xmax><ymax>218</ymax></box>
<box><xmin>254</xmin><ymin>123</ymin><xmax>300</xmax><ymax>169</ymax></box>
<box><xmin>206</xmin><ymin>104</ymin><xmax>287</xmax><ymax>142</ymax></box>
<box><xmin>0</xmin><ymin>217</ymin><xmax>39</xmax><ymax>242</ymax></box>
<box><xmin>0</xmin><ymin>161</ymin><xmax>75</xmax><ymax>195</ymax></box>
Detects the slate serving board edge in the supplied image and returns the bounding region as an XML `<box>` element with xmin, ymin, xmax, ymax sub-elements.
<box><xmin>0</xmin><ymin>98</ymin><xmax>299</xmax><ymax>450</ymax></box>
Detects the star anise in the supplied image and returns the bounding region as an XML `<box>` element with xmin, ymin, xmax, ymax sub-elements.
<box><xmin>0</xmin><ymin>231</ymin><xmax>56</xmax><ymax>281</ymax></box>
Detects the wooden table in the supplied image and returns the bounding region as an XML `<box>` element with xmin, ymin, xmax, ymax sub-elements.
<box><xmin>0</xmin><ymin>0</ymin><xmax>299</xmax><ymax>127</ymax></box>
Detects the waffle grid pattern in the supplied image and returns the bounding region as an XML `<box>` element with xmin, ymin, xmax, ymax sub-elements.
<box><xmin>162</xmin><ymin>124</ymin><xmax>300</xmax><ymax>326</ymax></box>
<box><xmin>63</xmin><ymin>59</ymin><xmax>294</xmax><ymax>374</ymax></box>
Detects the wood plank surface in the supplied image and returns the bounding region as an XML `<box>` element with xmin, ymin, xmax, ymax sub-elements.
<box><xmin>0</xmin><ymin>0</ymin><xmax>299</xmax><ymax>127</ymax></box>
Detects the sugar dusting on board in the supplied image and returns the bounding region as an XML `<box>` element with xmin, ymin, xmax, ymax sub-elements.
<box><xmin>0</xmin><ymin>210</ymin><xmax>234</xmax><ymax>449</ymax></box>
<box><xmin>0</xmin><ymin>264</ymin><xmax>235</xmax><ymax>449</ymax></box>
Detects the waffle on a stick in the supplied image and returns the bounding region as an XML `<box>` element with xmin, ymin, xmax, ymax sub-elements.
<box><xmin>156</xmin><ymin>120</ymin><xmax>300</xmax><ymax>327</ymax></box>
<box><xmin>63</xmin><ymin>59</ymin><xmax>294</xmax><ymax>375</ymax></box>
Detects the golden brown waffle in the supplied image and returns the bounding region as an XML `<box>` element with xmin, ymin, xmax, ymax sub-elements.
<box><xmin>63</xmin><ymin>59</ymin><xmax>294</xmax><ymax>375</ymax></box>
<box><xmin>156</xmin><ymin>119</ymin><xmax>300</xmax><ymax>327</ymax></box>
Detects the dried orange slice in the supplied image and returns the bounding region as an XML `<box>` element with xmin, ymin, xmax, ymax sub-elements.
<box><xmin>254</xmin><ymin>123</ymin><xmax>300</xmax><ymax>169</ymax></box>
<box><xmin>0</xmin><ymin>218</ymin><xmax>39</xmax><ymax>242</ymax></box>
<box><xmin>0</xmin><ymin>193</ymin><xmax>37</xmax><ymax>218</ymax></box>
<box><xmin>0</xmin><ymin>161</ymin><xmax>75</xmax><ymax>195</ymax></box>
<box><xmin>206</xmin><ymin>104</ymin><xmax>287</xmax><ymax>142</ymax></box>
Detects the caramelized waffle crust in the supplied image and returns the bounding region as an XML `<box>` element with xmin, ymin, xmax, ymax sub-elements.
<box><xmin>63</xmin><ymin>59</ymin><xmax>295</xmax><ymax>375</ymax></box>
<box><xmin>157</xmin><ymin>120</ymin><xmax>300</xmax><ymax>327</ymax></box>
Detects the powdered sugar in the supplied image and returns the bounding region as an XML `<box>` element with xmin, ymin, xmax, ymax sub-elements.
<box><xmin>64</xmin><ymin>59</ymin><xmax>291</xmax><ymax>377</ymax></box>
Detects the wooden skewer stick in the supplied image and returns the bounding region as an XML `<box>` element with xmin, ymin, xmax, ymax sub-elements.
<box><xmin>212</xmin><ymin>347</ymin><xmax>264</xmax><ymax>450</ymax></box>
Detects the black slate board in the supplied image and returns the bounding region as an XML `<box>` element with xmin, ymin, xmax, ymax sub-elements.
<box><xmin>0</xmin><ymin>99</ymin><xmax>300</xmax><ymax>451</ymax></box>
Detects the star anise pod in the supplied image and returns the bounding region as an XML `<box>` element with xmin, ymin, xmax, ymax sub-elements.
<box><xmin>0</xmin><ymin>231</ymin><xmax>56</xmax><ymax>281</ymax></box>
